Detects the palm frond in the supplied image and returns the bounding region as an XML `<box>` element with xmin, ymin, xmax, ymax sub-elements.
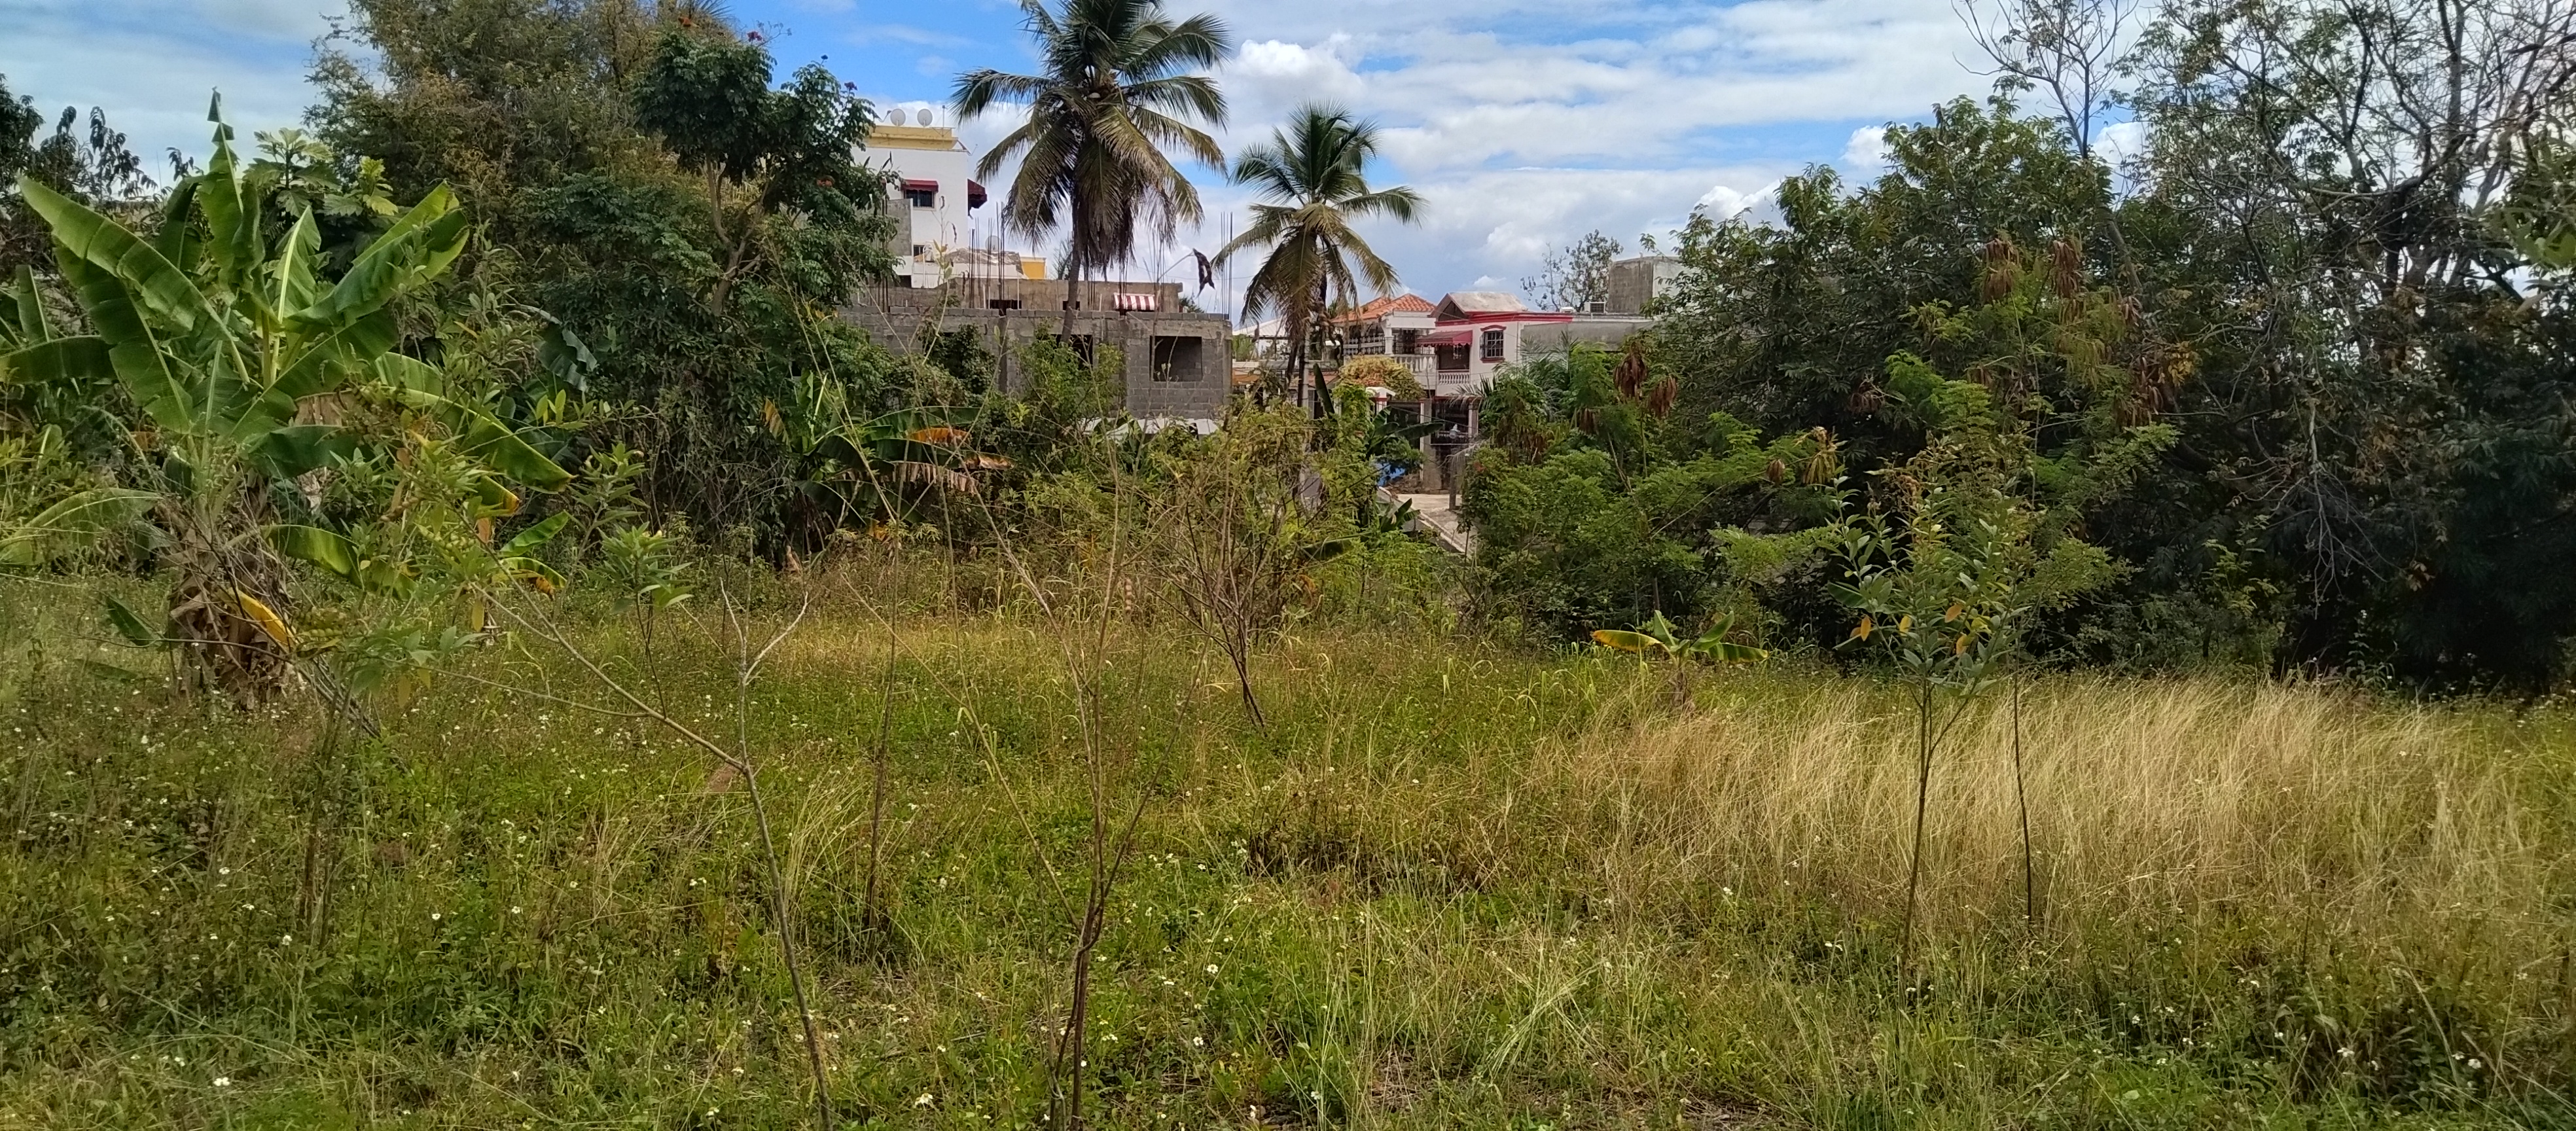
<box><xmin>952</xmin><ymin>69</ymin><xmax>1048</xmax><ymax>119</ymax></box>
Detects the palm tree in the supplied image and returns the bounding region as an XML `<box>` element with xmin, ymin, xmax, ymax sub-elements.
<box><xmin>952</xmin><ymin>0</ymin><xmax>1231</xmax><ymax>338</ymax></box>
<box><xmin>1219</xmin><ymin>105</ymin><xmax>1423</xmax><ymax>416</ymax></box>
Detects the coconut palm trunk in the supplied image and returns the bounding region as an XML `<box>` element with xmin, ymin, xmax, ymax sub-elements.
<box><xmin>1063</xmin><ymin>192</ymin><xmax>1082</xmax><ymax>340</ymax></box>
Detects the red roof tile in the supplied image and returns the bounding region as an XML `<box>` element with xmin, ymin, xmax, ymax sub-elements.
<box><xmin>1336</xmin><ymin>293</ymin><xmax>1436</xmax><ymax>323</ymax></box>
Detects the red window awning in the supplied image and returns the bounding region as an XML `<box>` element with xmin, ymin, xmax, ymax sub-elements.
<box><xmin>1420</xmin><ymin>329</ymin><xmax>1472</xmax><ymax>348</ymax></box>
<box><xmin>1113</xmin><ymin>292</ymin><xmax>1159</xmax><ymax>312</ymax></box>
<box><xmin>901</xmin><ymin>179</ymin><xmax>938</xmax><ymax>194</ymax></box>
<box><xmin>967</xmin><ymin>179</ymin><xmax>988</xmax><ymax>209</ymax></box>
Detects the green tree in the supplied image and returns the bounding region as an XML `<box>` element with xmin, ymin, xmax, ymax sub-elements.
<box><xmin>316</xmin><ymin>0</ymin><xmax>900</xmax><ymax>549</ymax></box>
<box><xmin>952</xmin><ymin>0</ymin><xmax>1232</xmax><ymax>334</ymax></box>
<box><xmin>2119</xmin><ymin>0</ymin><xmax>2576</xmax><ymax>686</ymax></box>
<box><xmin>1217</xmin><ymin>105</ymin><xmax>1422</xmax><ymax>416</ymax></box>
<box><xmin>1829</xmin><ymin>355</ymin><xmax>2126</xmax><ymax>970</ymax></box>
<box><xmin>632</xmin><ymin>26</ymin><xmax>877</xmax><ymax>312</ymax></box>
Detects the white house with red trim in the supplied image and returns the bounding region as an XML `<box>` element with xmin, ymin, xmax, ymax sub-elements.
<box><xmin>1417</xmin><ymin>291</ymin><xmax>1575</xmax><ymax>394</ymax></box>
<box><xmin>1331</xmin><ymin>289</ymin><xmax>1655</xmax><ymax>401</ymax></box>
<box><xmin>863</xmin><ymin>110</ymin><xmax>1024</xmax><ymax>289</ymax></box>
<box><xmin>1330</xmin><ymin>291</ymin><xmax>1579</xmax><ymax>396</ymax></box>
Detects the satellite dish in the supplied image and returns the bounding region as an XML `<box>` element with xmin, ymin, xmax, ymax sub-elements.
<box><xmin>916</xmin><ymin>108</ymin><xmax>934</xmax><ymax>126</ymax></box>
<box><xmin>884</xmin><ymin>109</ymin><xmax>904</xmax><ymax>125</ymax></box>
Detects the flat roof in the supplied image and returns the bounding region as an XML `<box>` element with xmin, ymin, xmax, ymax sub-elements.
<box><xmin>869</xmin><ymin>124</ymin><xmax>967</xmax><ymax>153</ymax></box>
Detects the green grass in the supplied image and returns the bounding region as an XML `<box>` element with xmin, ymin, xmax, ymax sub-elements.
<box><xmin>3</xmin><ymin>575</ymin><xmax>2573</xmax><ymax>1129</ymax></box>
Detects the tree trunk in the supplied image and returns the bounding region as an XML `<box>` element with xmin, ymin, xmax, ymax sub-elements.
<box><xmin>1062</xmin><ymin>192</ymin><xmax>1082</xmax><ymax>342</ymax></box>
<box><xmin>1309</xmin><ymin>273</ymin><xmax>1332</xmax><ymax>418</ymax></box>
<box><xmin>1281</xmin><ymin>314</ymin><xmax>1305</xmax><ymax>412</ymax></box>
<box><xmin>1230</xmin><ymin>636</ymin><xmax>1264</xmax><ymax>725</ymax></box>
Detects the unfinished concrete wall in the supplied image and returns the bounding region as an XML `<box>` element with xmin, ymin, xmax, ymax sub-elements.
<box><xmin>844</xmin><ymin>285</ymin><xmax>1229</xmax><ymax>420</ymax></box>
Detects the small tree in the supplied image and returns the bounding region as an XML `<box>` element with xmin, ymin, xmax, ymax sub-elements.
<box><xmin>1523</xmin><ymin>229</ymin><xmax>1620</xmax><ymax>312</ymax></box>
<box><xmin>632</xmin><ymin>26</ymin><xmax>884</xmax><ymax>312</ymax></box>
<box><xmin>1831</xmin><ymin>355</ymin><xmax>2120</xmax><ymax>974</ymax></box>
<box><xmin>1144</xmin><ymin>406</ymin><xmax>1323</xmax><ymax>723</ymax></box>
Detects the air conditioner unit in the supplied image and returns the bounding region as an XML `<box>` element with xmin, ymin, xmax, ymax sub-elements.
<box><xmin>1582</xmin><ymin>300</ymin><xmax>1607</xmax><ymax>314</ymax></box>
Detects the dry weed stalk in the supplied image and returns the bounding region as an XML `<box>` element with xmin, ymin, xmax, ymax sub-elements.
<box><xmin>1149</xmin><ymin>410</ymin><xmax>1310</xmax><ymax>725</ymax></box>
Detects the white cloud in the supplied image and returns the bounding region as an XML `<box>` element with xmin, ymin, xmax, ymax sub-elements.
<box><xmin>2</xmin><ymin>0</ymin><xmax>340</xmax><ymax>177</ymax></box>
<box><xmin>1225</xmin><ymin>37</ymin><xmax>1367</xmax><ymax>120</ymax></box>
<box><xmin>1696</xmin><ymin>181</ymin><xmax>1780</xmax><ymax>222</ymax></box>
<box><xmin>849</xmin><ymin>23</ymin><xmax>976</xmax><ymax>48</ymax></box>
<box><xmin>1155</xmin><ymin>0</ymin><xmax>1990</xmax><ymax>293</ymax></box>
<box><xmin>195</xmin><ymin>0</ymin><xmax>338</xmax><ymax>38</ymax></box>
<box><xmin>2096</xmin><ymin>120</ymin><xmax>2146</xmax><ymax>167</ymax></box>
<box><xmin>1840</xmin><ymin>125</ymin><xmax>1889</xmax><ymax>171</ymax></box>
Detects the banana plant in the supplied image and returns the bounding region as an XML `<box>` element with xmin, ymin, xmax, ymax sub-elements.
<box><xmin>793</xmin><ymin>397</ymin><xmax>1007</xmax><ymax>529</ymax></box>
<box><xmin>1592</xmin><ymin>610</ymin><xmax>1770</xmax><ymax>664</ymax></box>
<box><xmin>0</xmin><ymin>106</ymin><xmax>567</xmax><ymax>700</ymax></box>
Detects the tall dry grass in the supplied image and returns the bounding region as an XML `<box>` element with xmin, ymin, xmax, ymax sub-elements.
<box><xmin>1556</xmin><ymin>675</ymin><xmax>2560</xmax><ymax>959</ymax></box>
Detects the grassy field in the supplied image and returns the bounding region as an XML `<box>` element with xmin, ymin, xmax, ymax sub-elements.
<box><xmin>3</xmin><ymin>572</ymin><xmax>2573</xmax><ymax>1129</ymax></box>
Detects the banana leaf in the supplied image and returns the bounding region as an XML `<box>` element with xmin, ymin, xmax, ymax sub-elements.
<box><xmin>196</xmin><ymin>123</ymin><xmax>265</xmax><ymax>290</ymax></box>
<box><xmin>0</xmin><ymin>488</ymin><xmax>156</xmax><ymax>568</ymax></box>
<box><xmin>1590</xmin><ymin>629</ymin><xmax>1662</xmax><ymax>655</ymax></box>
<box><xmin>18</xmin><ymin>175</ymin><xmax>210</xmax><ymax>334</ymax></box>
<box><xmin>273</xmin><ymin>307</ymin><xmax>397</xmax><ymax>399</ymax></box>
<box><xmin>458</xmin><ymin>410</ymin><xmax>571</xmax><ymax>491</ymax></box>
<box><xmin>8</xmin><ymin>265</ymin><xmax>49</xmax><ymax>346</ymax></box>
<box><xmin>151</xmin><ymin>177</ymin><xmax>202</xmax><ymax>273</ymax></box>
<box><xmin>54</xmin><ymin>257</ymin><xmax>188</xmax><ymax>433</ymax></box>
<box><xmin>273</xmin><ymin>208</ymin><xmax>321</xmax><ymax>319</ymax></box>
<box><xmin>1</xmin><ymin>335</ymin><xmax>111</xmax><ymax>391</ymax></box>
<box><xmin>101</xmin><ymin>594</ymin><xmax>166</xmax><ymax>648</ymax></box>
<box><xmin>287</xmin><ymin>186</ymin><xmax>463</xmax><ymax>335</ymax></box>
<box><xmin>248</xmin><ymin>424</ymin><xmax>359</xmax><ymax>480</ymax></box>
<box><xmin>499</xmin><ymin>513</ymin><xmax>569</xmax><ymax>556</ymax></box>
<box><xmin>266</xmin><ymin>523</ymin><xmax>358</xmax><ymax>579</ymax></box>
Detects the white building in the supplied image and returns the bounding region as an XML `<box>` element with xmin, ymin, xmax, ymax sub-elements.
<box><xmin>863</xmin><ymin>109</ymin><xmax>1045</xmax><ymax>289</ymax></box>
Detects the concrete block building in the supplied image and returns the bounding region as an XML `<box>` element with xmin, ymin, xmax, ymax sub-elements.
<box><xmin>844</xmin><ymin>276</ymin><xmax>1231</xmax><ymax>422</ymax></box>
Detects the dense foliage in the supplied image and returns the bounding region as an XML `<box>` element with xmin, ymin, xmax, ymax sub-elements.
<box><xmin>1463</xmin><ymin>0</ymin><xmax>2576</xmax><ymax>689</ymax></box>
<box><xmin>312</xmin><ymin>0</ymin><xmax>901</xmax><ymax>543</ymax></box>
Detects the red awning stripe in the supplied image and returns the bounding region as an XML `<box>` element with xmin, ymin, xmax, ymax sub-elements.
<box><xmin>1419</xmin><ymin>329</ymin><xmax>1471</xmax><ymax>347</ymax></box>
<box><xmin>901</xmin><ymin>179</ymin><xmax>938</xmax><ymax>193</ymax></box>
<box><xmin>1113</xmin><ymin>293</ymin><xmax>1158</xmax><ymax>312</ymax></box>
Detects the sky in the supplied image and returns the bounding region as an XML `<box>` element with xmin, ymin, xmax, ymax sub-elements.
<box><xmin>0</xmin><ymin>0</ymin><xmax>2002</xmax><ymax>307</ymax></box>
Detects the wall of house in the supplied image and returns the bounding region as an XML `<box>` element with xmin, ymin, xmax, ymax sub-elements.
<box><xmin>864</xmin><ymin>121</ymin><xmax>979</xmax><ymax>289</ymax></box>
<box><xmin>1605</xmin><ymin>256</ymin><xmax>1683</xmax><ymax>315</ymax></box>
<box><xmin>845</xmin><ymin>285</ymin><xmax>1230</xmax><ymax>421</ymax></box>
<box><xmin>1520</xmin><ymin>315</ymin><xmax>1656</xmax><ymax>355</ymax></box>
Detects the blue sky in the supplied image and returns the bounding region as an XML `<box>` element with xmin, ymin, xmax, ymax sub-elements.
<box><xmin>0</xmin><ymin>0</ymin><xmax>1997</xmax><ymax>304</ymax></box>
